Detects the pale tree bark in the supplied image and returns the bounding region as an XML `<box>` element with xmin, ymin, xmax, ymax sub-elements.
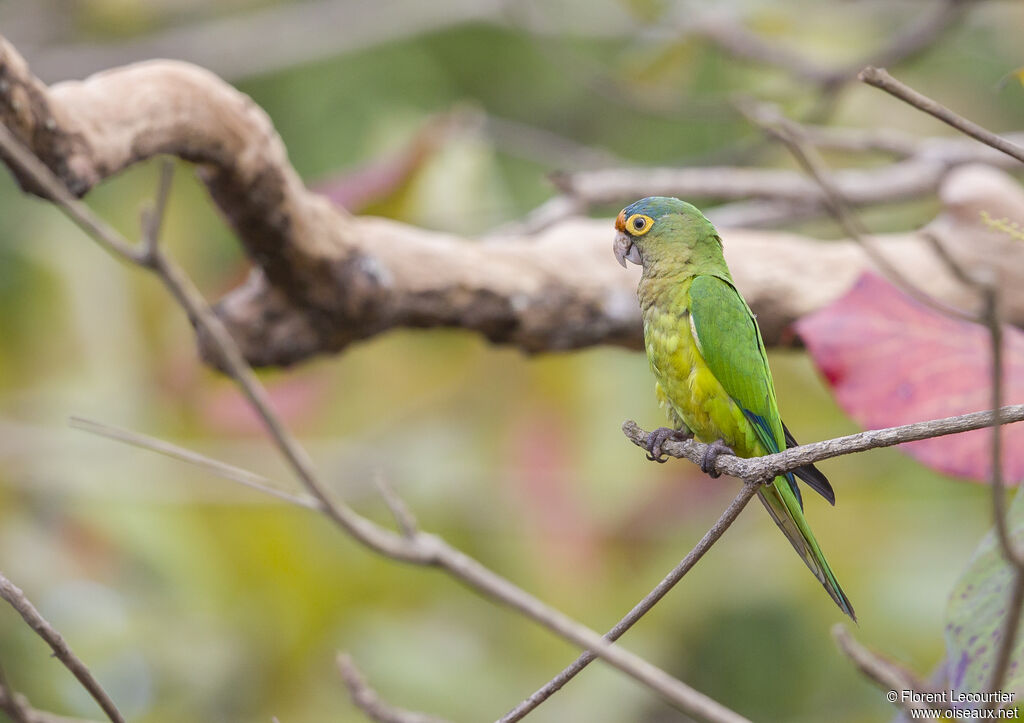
<box><xmin>1</xmin><ymin>35</ymin><xmax>1023</xmax><ymax>371</ymax></box>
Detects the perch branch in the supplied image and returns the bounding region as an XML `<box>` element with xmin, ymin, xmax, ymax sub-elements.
<box><xmin>0</xmin><ymin>573</ymin><xmax>125</xmax><ymax>723</ymax></box>
<box><xmin>337</xmin><ymin>654</ymin><xmax>451</xmax><ymax>723</ymax></box>
<box><xmin>622</xmin><ymin>405</ymin><xmax>1024</xmax><ymax>483</ymax></box>
<box><xmin>499</xmin><ymin>482</ymin><xmax>760</xmax><ymax>722</ymax></box>
<box><xmin>0</xmin><ymin>113</ymin><xmax>747</xmax><ymax>723</ymax></box>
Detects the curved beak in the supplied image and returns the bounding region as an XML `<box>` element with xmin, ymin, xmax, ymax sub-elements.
<box><xmin>614</xmin><ymin>232</ymin><xmax>642</xmax><ymax>268</ymax></box>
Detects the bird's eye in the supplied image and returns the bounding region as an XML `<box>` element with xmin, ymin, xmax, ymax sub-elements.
<box><xmin>626</xmin><ymin>213</ymin><xmax>654</xmax><ymax>236</ymax></box>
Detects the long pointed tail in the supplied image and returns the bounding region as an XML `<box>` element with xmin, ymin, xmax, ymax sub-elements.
<box><xmin>757</xmin><ymin>474</ymin><xmax>856</xmax><ymax>620</ymax></box>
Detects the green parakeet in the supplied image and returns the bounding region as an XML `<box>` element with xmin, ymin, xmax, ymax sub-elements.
<box><xmin>614</xmin><ymin>196</ymin><xmax>855</xmax><ymax>620</ymax></box>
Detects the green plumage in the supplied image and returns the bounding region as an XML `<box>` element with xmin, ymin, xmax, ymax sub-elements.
<box><xmin>616</xmin><ymin>196</ymin><xmax>855</xmax><ymax>620</ymax></box>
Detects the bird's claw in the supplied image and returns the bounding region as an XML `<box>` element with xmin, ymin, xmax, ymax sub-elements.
<box><xmin>644</xmin><ymin>427</ymin><xmax>691</xmax><ymax>463</ymax></box>
<box><xmin>700</xmin><ymin>439</ymin><xmax>735</xmax><ymax>478</ymax></box>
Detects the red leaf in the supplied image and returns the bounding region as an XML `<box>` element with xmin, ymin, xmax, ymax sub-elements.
<box><xmin>795</xmin><ymin>272</ymin><xmax>1024</xmax><ymax>484</ymax></box>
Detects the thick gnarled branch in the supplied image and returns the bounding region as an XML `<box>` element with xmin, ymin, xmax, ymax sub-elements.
<box><xmin>2</xmin><ymin>35</ymin><xmax>1024</xmax><ymax>369</ymax></box>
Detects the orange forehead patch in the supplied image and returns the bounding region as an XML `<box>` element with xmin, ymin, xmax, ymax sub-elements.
<box><xmin>615</xmin><ymin>209</ymin><xmax>626</xmax><ymax>232</ymax></box>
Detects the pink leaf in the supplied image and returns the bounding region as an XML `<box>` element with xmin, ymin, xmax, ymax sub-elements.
<box><xmin>795</xmin><ymin>272</ymin><xmax>1024</xmax><ymax>484</ymax></box>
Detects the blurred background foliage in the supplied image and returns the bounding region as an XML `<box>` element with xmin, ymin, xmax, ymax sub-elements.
<box><xmin>0</xmin><ymin>0</ymin><xmax>1022</xmax><ymax>721</ymax></box>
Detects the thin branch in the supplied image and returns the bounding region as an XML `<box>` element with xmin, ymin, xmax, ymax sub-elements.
<box><xmin>1</xmin><ymin>667</ymin><xmax>102</xmax><ymax>723</ymax></box>
<box><xmin>337</xmin><ymin>653</ymin><xmax>451</xmax><ymax>723</ymax></box>
<box><xmin>692</xmin><ymin>0</ymin><xmax>969</xmax><ymax>94</ymax></box>
<box><xmin>18</xmin><ymin>0</ymin><xmax>506</xmax><ymax>84</ymax></box>
<box><xmin>141</xmin><ymin>159</ymin><xmax>174</xmax><ymax>258</ymax></box>
<box><xmin>370</xmin><ymin>471</ymin><xmax>419</xmax><ymax>539</ymax></box>
<box><xmin>0</xmin><ymin>666</ymin><xmax>32</xmax><ymax>723</ymax></box>
<box><xmin>68</xmin><ymin>416</ymin><xmax>323</xmax><ymax>511</ymax></box>
<box><xmin>0</xmin><ymin>573</ymin><xmax>125</xmax><ymax>723</ymax></box>
<box><xmin>737</xmin><ymin>99</ymin><xmax>980</xmax><ymax>325</ymax></box>
<box><xmin>0</xmin><ymin>114</ymin><xmax>747</xmax><ymax>723</ymax></box>
<box><xmin>859</xmin><ymin>67</ymin><xmax>1024</xmax><ymax>166</ymax></box>
<box><xmin>622</xmin><ymin>405</ymin><xmax>1024</xmax><ymax>483</ymax></box>
<box><xmin>832</xmin><ymin>625</ymin><xmax>947</xmax><ymax>714</ymax></box>
<box><xmin>0</xmin><ymin>124</ymin><xmax>142</xmax><ymax>265</ymax></box>
<box><xmin>982</xmin><ymin>286</ymin><xmax>1019</xmax><ymax>565</ymax></box>
<box><xmin>499</xmin><ymin>482</ymin><xmax>760</xmax><ymax>722</ymax></box>
<box><xmin>0</xmin><ymin>668</ymin><xmax>100</xmax><ymax>723</ymax></box>
<box><xmin>980</xmin><ymin>283</ymin><xmax>1024</xmax><ymax>702</ymax></box>
<box><xmin>921</xmin><ymin>229</ymin><xmax>978</xmax><ymax>289</ymax></box>
<box><xmin>550</xmin><ymin>130</ymin><xmax>1024</xmax><ymax>216</ymax></box>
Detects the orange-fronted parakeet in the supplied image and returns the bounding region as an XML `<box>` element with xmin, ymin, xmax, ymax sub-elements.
<box><xmin>614</xmin><ymin>196</ymin><xmax>855</xmax><ymax>620</ymax></box>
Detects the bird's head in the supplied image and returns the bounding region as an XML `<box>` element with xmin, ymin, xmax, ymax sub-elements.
<box><xmin>613</xmin><ymin>196</ymin><xmax>721</xmax><ymax>271</ymax></box>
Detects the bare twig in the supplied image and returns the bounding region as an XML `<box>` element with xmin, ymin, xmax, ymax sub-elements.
<box><xmin>622</xmin><ymin>405</ymin><xmax>1024</xmax><ymax>483</ymax></box>
<box><xmin>832</xmin><ymin>625</ymin><xmax>946</xmax><ymax>714</ymax></box>
<box><xmin>141</xmin><ymin>160</ymin><xmax>174</xmax><ymax>258</ymax></box>
<box><xmin>18</xmin><ymin>0</ymin><xmax>506</xmax><ymax>84</ymax></box>
<box><xmin>0</xmin><ymin>668</ymin><xmax>100</xmax><ymax>723</ymax></box>
<box><xmin>549</xmin><ymin>129</ymin><xmax>1024</xmax><ymax>225</ymax></box>
<box><xmin>0</xmin><ymin>116</ymin><xmax>748</xmax><ymax>723</ymax></box>
<box><xmin>0</xmin><ymin>666</ymin><xmax>32</xmax><ymax>723</ymax></box>
<box><xmin>921</xmin><ymin>229</ymin><xmax>978</xmax><ymax>289</ymax></box>
<box><xmin>0</xmin><ymin>573</ymin><xmax>125</xmax><ymax>723</ymax></box>
<box><xmin>0</xmin><ymin>677</ymin><xmax>99</xmax><ymax>723</ymax></box>
<box><xmin>859</xmin><ymin>67</ymin><xmax>1024</xmax><ymax>166</ymax></box>
<box><xmin>68</xmin><ymin>416</ymin><xmax>322</xmax><ymax>511</ymax></box>
<box><xmin>737</xmin><ymin>100</ymin><xmax>980</xmax><ymax>324</ymax></box>
<box><xmin>980</xmin><ymin>284</ymin><xmax>1024</xmax><ymax>702</ymax></box>
<box><xmin>694</xmin><ymin>0</ymin><xmax>968</xmax><ymax>91</ymax></box>
<box><xmin>370</xmin><ymin>470</ymin><xmax>419</xmax><ymax>539</ymax></box>
<box><xmin>337</xmin><ymin>654</ymin><xmax>451</xmax><ymax>723</ymax></box>
<box><xmin>500</xmin><ymin>482</ymin><xmax>760</xmax><ymax>722</ymax></box>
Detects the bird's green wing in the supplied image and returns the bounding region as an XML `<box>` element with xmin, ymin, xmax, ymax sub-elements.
<box><xmin>687</xmin><ymin>275</ymin><xmax>784</xmax><ymax>455</ymax></box>
<box><xmin>688</xmin><ymin>274</ymin><xmax>855</xmax><ymax>619</ymax></box>
<box><xmin>687</xmin><ymin>275</ymin><xmax>835</xmax><ymax>503</ymax></box>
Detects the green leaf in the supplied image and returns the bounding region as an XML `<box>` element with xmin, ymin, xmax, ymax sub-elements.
<box><xmin>945</xmin><ymin>485</ymin><xmax>1024</xmax><ymax>701</ymax></box>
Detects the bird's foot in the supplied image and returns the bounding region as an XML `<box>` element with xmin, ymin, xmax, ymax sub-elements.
<box><xmin>644</xmin><ymin>427</ymin><xmax>692</xmax><ymax>463</ymax></box>
<box><xmin>700</xmin><ymin>439</ymin><xmax>735</xmax><ymax>478</ymax></box>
